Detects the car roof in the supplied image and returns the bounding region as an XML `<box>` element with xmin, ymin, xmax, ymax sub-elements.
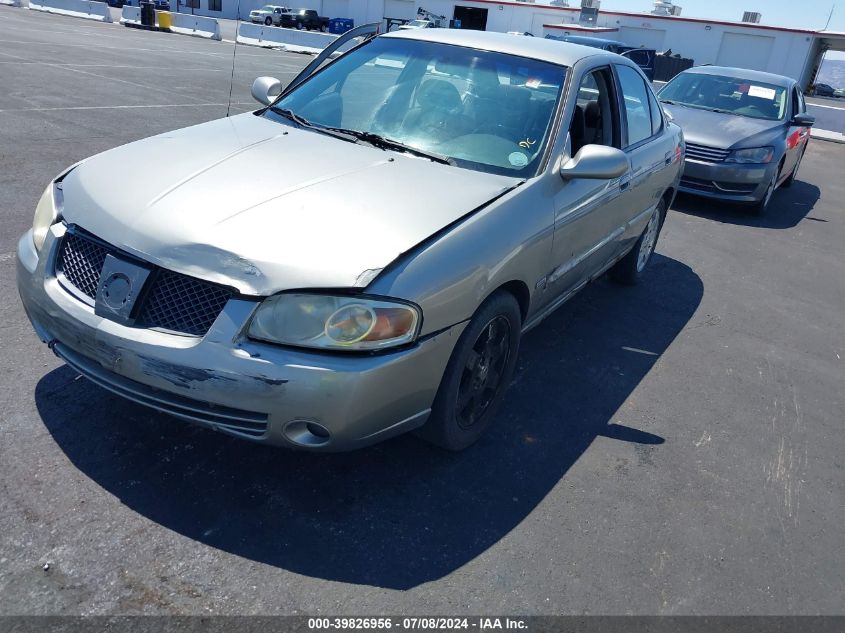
<box><xmin>680</xmin><ymin>65</ymin><xmax>795</xmax><ymax>88</ymax></box>
<box><xmin>546</xmin><ymin>34</ymin><xmax>620</xmax><ymax>48</ymax></box>
<box><xmin>381</xmin><ymin>28</ymin><xmax>604</xmax><ymax>67</ymax></box>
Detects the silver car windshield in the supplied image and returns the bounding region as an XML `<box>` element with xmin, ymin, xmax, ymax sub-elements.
<box><xmin>659</xmin><ymin>73</ymin><xmax>787</xmax><ymax>121</ymax></box>
<box><xmin>268</xmin><ymin>38</ymin><xmax>567</xmax><ymax>176</ymax></box>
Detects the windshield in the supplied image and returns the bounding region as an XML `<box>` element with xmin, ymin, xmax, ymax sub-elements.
<box><xmin>659</xmin><ymin>73</ymin><xmax>787</xmax><ymax>121</ymax></box>
<box><xmin>407</xmin><ymin>20</ymin><xmax>429</xmax><ymax>27</ymax></box>
<box><xmin>261</xmin><ymin>5</ymin><xmax>275</xmax><ymax>10</ymax></box>
<box><xmin>268</xmin><ymin>37</ymin><xmax>567</xmax><ymax>176</ymax></box>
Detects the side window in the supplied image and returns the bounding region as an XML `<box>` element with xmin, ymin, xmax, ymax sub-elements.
<box><xmin>569</xmin><ymin>67</ymin><xmax>620</xmax><ymax>156</ymax></box>
<box><xmin>616</xmin><ymin>65</ymin><xmax>653</xmax><ymax>147</ymax></box>
<box><xmin>647</xmin><ymin>89</ymin><xmax>663</xmax><ymax>135</ymax></box>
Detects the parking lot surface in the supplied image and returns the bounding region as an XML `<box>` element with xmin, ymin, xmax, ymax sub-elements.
<box><xmin>1</xmin><ymin>7</ymin><xmax>844</xmax><ymax>615</ymax></box>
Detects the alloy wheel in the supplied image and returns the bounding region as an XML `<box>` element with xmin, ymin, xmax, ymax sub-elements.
<box><xmin>456</xmin><ymin>316</ymin><xmax>511</xmax><ymax>429</ymax></box>
<box><xmin>636</xmin><ymin>208</ymin><xmax>661</xmax><ymax>272</ymax></box>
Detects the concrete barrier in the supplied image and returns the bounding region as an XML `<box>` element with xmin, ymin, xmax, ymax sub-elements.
<box><xmin>237</xmin><ymin>22</ymin><xmax>354</xmax><ymax>54</ymax></box>
<box><xmin>28</xmin><ymin>0</ymin><xmax>113</xmax><ymax>22</ymax></box>
<box><xmin>0</xmin><ymin>0</ymin><xmax>23</xmax><ymax>7</ymax></box>
<box><xmin>169</xmin><ymin>12</ymin><xmax>221</xmax><ymax>40</ymax></box>
<box><xmin>119</xmin><ymin>4</ymin><xmax>139</xmax><ymax>24</ymax></box>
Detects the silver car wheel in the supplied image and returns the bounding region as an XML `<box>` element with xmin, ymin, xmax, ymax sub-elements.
<box><xmin>762</xmin><ymin>173</ymin><xmax>776</xmax><ymax>207</ymax></box>
<box><xmin>636</xmin><ymin>208</ymin><xmax>660</xmax><ymax>273</ymax></box>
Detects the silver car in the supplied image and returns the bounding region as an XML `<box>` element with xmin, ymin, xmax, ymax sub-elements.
<box><xmin>17</xmin><ymin>29</ymin><xmax>682</xmax><ymax>451</ymax></box>
<box><xmin>249</xmin><ymin>4</ymin><xmax>289</xmax><ymax>26</ymax></box>
<box><xmin>659</xmin><ymin>66</ymin><xmax>815</xmax><ymax>214</ymax></box>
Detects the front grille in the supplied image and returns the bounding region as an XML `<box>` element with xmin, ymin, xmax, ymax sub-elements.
<box><xmin>680</xmin><ymin>176</ymin><xmax>717</xmax><ymax>193</ymax></box>
<box><xmin>56</xmin><ymin>227</ymin><xmax>234</xmax><ymax>337</ymax></box>
<box><xmin>57</xmin><ymin>231</ymin><xmax>109</xmax><ymax>300</ymax></box>
<box><xmin>137</xmin><ymin>270</ymin><xmax>233</xmax><ymax>336</ymax></box>
<box><xmin>685</xmin><ymin>142</ymin><xmax>730</xmax><ymax>163</ymax></box>
<box><xmin>681</xmin><ymin>176</ymin><xmax>757</xmax><ymax>195</ymax></box>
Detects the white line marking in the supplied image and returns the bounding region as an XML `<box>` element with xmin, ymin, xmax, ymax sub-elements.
<box><xmin>0</xmin><ymin>103</ymin><xmax>252</xmax><ymax>112</ymax></box>
<box><xmin>807</xmin><ymin>102</ymin><xmax>845</xmax><ymax>111</ymax></box>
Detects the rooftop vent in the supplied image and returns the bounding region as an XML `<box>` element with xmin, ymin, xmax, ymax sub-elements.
<box><xmin>742</xmin><ymin>11</ymin><xmax>762</xmax><ymax>23</ymax></box>
<box><xmin>549</xmin><ymin>0</ymin><xmax>570</xmax><ymax>6</ymax></box>
<box><xmin>652</xmin><ymin>1</ymin><xmax>682</xmax><ymax>16</ymax></box>
<box><xmin>580</xmin><ymin>0</ymin><xmax>600</xmax><ymax>25</ymax></box>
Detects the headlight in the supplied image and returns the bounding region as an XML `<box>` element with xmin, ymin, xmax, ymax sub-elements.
<box><xmin>32</xmin><ymin>183</ymin><xmax>61</xmax><ymax>251</ymax></box>
<box><xmin>725</xmin><ymin>147</ymin><xmax>774</xmax><ymax>164</ymax></box>
<box><xmin>248</xmin><ymin>293</ymin><xmax>421</xmax><ymax>351</ymax></box>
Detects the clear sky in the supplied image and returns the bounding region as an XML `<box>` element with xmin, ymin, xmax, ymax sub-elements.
<box><xmin>569</xmin><ymin>0</ymin><xmax>845</xmax><ymax>59</ymax></box>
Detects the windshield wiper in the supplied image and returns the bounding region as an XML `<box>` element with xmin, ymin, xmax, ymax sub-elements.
<box><xmin>660</xmin><ymin>99</ymin><xmax>678</xmax><ymax>104</ymax></box>
<box><xmin>324</xmin><ymin>127</ymin><xmax>456</xmax><ymax>166</ymax></box>
<box><xmin>269</xmin><ymin>107</ymin><xmax>359</xmax><ymax>143</ymax></box>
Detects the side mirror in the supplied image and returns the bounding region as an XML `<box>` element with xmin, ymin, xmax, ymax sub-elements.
<box><xmin>792</xmin><ymin>113</ymin><xmax>815</xmax><ymax>127</ymax></box>
<box><xmin>560</xmin><ymin>145</ymin><xmax>629</xmax><ymax>181</ymax></box>
<box><xmin>251</xmin><ymin>76</ymin><xmax>283</xmax><ymax>107</ymax></box>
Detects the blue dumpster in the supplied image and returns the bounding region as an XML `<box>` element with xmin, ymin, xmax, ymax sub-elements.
<box><xmin>328</xmin><ymin>18</ymin><xmax>354</xmax><ymax>34</ymax></box>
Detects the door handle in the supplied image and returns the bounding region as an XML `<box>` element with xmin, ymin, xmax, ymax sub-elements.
<box><xmin>619</xmin><ymin>179</ymin><xmax>631</xmax><ymax>191</ymax></box>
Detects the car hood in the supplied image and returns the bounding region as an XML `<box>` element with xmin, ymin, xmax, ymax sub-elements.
<box><xmin>61</xmin><ymin>113</ymin><xmax>520</xmax><ymax>295</ymax></box>
<box><xmin>662</xmin><ymin>103</ymin><xmax>784</xmax><ymax>150</ymax></box>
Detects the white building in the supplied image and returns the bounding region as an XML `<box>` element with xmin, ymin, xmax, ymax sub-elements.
<box><xmin>179</xmin><ymin>0</ymin><xmax>845</xmax><ymax>89</ymax></box>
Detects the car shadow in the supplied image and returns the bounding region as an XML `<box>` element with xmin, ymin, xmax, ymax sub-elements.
<box><xmin>35</xmin><ymin>254</ymin><xmax>702</xmax><ymax>590</ymax></box>
<box><xmin>672</xmin><ymin>180</ymin><xmax>821</xmax><ymax>229</ymax></box>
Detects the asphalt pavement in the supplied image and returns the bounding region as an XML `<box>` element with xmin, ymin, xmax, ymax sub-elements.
<box><xmin>1</xmin><ymin>6</ymin><xmax>844</xmax><ymax>616</ymax></box>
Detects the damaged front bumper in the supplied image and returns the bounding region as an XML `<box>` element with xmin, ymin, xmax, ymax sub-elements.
<box><xmin>17</xmin><ymin>225</ymin><xmax>464</xmax><ymax>451</ymax></box>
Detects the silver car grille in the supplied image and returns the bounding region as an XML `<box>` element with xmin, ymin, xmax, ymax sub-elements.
<box><xmin>56</xmin><ymin>228</ymin><xmax>234</xmax><ymax>337</ymax></box>
<box><xmin>685</xmin><ymin>143</ymin><xmax>731</xmax><ymax>163</ymax></box>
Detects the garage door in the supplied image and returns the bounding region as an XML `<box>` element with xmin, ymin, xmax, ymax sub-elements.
<box><xmin>618</xmin><ymin>27</ymin><xmax>666</xmax><ymax>50</ymax></box>
<box><xmin>384</xmin><ymin>0</ymin><xmax>415</xmax><ymax>20</ymax></box>
<box><xmin>716</xmin><ymin>32</ymin><xmax>775</xmax><ymax>71</ymax></box>
<box><xmin>322</xmin><ymin>0</ymin><xmax>349</xmax><ymax>19</ymax></box>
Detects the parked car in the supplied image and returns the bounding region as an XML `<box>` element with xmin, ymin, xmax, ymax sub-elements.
<box><xmin>17</xmin><ymin>28</ymin><xmax>682</xmax><ymax>452</ymax></box>
<box><xmin>280</xmin><ymin>8</ymin><xmax>328</xmax><ymax>31</ymax></box>
<box><xmin>398</xmin><ymin>19</ymin><xmax>437</xmax><ymax>30</ymax></box>
<box><xmin>813</xmin><ymin>83</ymin><xmax>835</xmax><ymax>97</ymax></box>
<box><xmin>659</xmin><ymin>66</ymin><xmax>814</xmax><ymax>214</ymax></box>
<box><xmin>249</xmin><ymin>5</ymin><xmax>289</xmax><ymax>26</ymax></box>
<box><xmin>151</xmin><ymin>0</ymin><xmax>169</xmax><ymax>10</ymax></box>
<box><xmin>545</xmin><ymin>34</ymin><xmax>655</xmax><ymax>80</ymax></box>
<box><xmin>834</xmin><ymin>88</ymin><xmax>845</xmax><ymax>99</ymax></box>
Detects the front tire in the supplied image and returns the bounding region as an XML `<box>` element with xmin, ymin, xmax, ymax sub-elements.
<box><xmin>417</xmin><ymin>291</ymin><xmax>522</xmax><ymax>451</ymax></box>
<box><xmin>781</xmin><ymin>149</ymin><xmax>804</xmax><ymax>188</ymax></box>
<box><xmin>750</xmin><ymin>168</ymin><xmax>779</xmax><ymax>215</ymax></box>
<box><xmin>609</xmin><ymin>200</ymin><xmax>666</xmax><ymax>285</ymax></box>
<box><xmin>296</xmin><ymin>21</ymin><xmax>304</xmax><ymax>30</ymax></box>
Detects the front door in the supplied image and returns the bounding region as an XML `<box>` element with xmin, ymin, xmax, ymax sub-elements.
<box><xmin>546</xmin><ymin>66</ymin><xmax>633</xmax><ymax>299</ymax></box>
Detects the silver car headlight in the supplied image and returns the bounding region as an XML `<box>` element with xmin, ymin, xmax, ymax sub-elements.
<box><xmin>725</xmin><ymin>147</ymin><xmax>774</xmax><ymax>164</ymax></box>
<box><xmin>248</xmin><ymin>293</ymin><xmax>421</xmax><ymax>351</ymax></box>
<box><xmin>32</xmin><ymin>182</ymin><xmax>62</xmax><ymax>252</ymax></box>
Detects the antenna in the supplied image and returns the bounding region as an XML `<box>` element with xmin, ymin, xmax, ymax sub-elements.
<box><xmin>823</xmin><ymin>3</ymin><xmax>836</xmax><ymax>30</ymax></box>
<box><xmin>226</xmin><ymin>0</ymin><xmax>243</xmax><ymax>117</ymax></box>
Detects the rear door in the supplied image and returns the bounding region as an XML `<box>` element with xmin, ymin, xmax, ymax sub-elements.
<box><xmin>613</xmin><ymin>63</ymin><xmax>675</xmax><ymax>249</ymax></box>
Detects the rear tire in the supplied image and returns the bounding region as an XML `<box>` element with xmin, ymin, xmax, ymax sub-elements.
<box><xmin>417</xmin><ymin>291</ymin><xmax>522</xmax><ymax>451</ymax></box>
<box><xmin>609</xmin><ymin>200</ymin><xmax>666</xmax><ymax>285</ymax></box>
